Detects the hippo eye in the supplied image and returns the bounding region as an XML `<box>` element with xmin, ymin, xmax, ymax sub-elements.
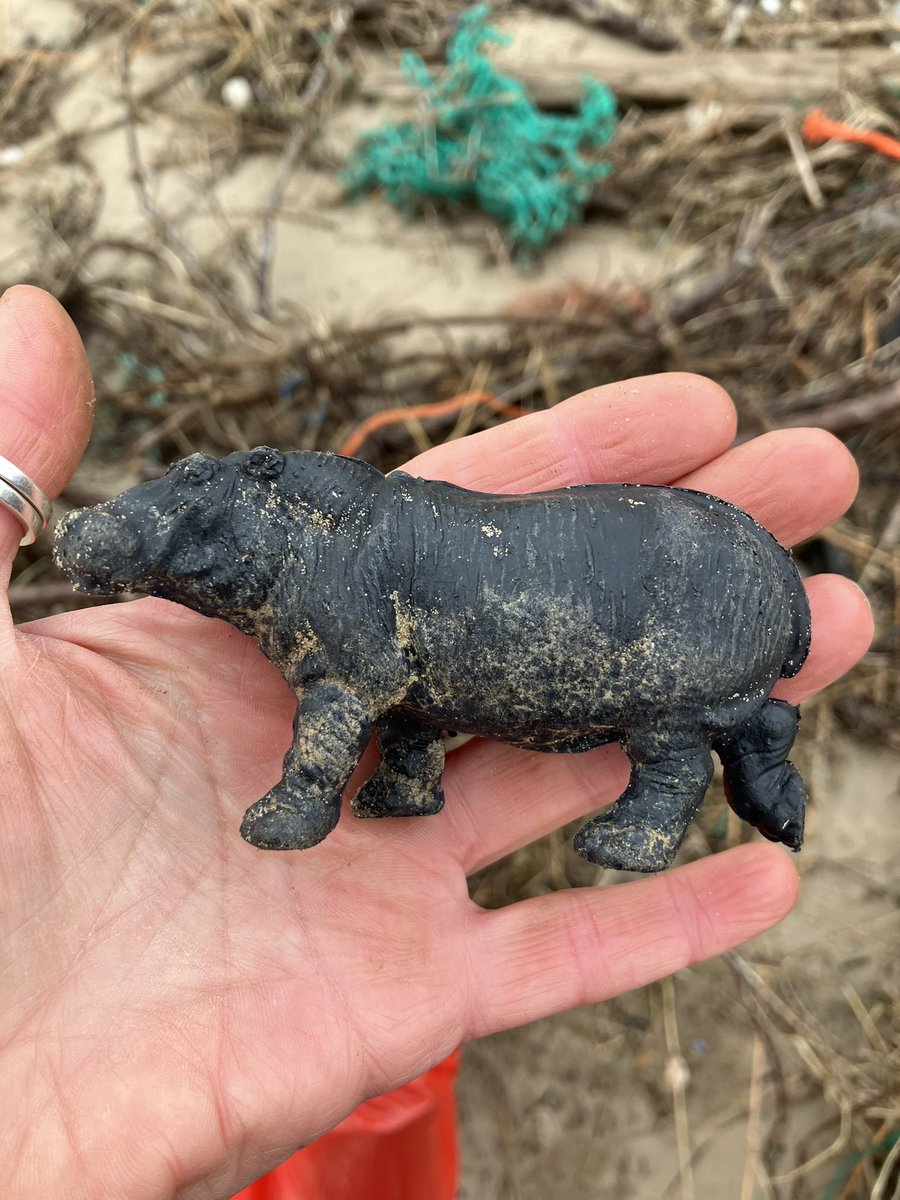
<box><xmin>181</xmin><ymin>455</ymin><xmax>219</xmax><ymax>485</ymax></box>
<box><xmin>243</xmin><ymin>447</ymin><xmax>285</xmax><ymax>480</ymax></box>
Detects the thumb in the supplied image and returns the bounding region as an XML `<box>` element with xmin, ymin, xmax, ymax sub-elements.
<box><xmin>0</xmin><ymin>286</ymin><xmax>94</xmax><ymax>591</ymax></box>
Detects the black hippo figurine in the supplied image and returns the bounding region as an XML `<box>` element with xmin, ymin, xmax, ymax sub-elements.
<box><xmin>54</xmin><ymin>447</ymin><xmax>811</xmax><ymax>873</ymax></box>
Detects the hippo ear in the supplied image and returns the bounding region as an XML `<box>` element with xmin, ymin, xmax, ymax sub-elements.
<box><xmin>243</xmin><ymin>447</ymin><xmax>286</xmax><ymax>480</ymax></box>
<box><xmin>180</xmin><ymin>453</ymin><xmax>220</xmax><ymax>484</ymax></box>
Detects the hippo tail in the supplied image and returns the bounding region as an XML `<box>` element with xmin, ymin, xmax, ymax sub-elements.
<box><xmin>778</xmin><ymin>555</ymin><xmax>812</xmax><ymax>679</ymax></box>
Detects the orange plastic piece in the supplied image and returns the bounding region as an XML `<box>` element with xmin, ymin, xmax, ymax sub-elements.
<box><xmin>338</xmin><ymin>389</ymin><xmax>526</xmax><ymax>458</ymax></box>
<box><xmin>801</xmin><ymin>108</ymin><xmax>900</xmax><ymax>161</ymax></box>
<box><xmin>233</xmin><ymin>1050</ymin><xmax>461</xmax><ymax>1200</ymax></box>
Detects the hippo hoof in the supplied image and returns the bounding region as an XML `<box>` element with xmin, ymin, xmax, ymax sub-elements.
<box><xmin>240</xmin><ymin>797</ymin><xmax>337</xmax><ymax>851</ymax></box>
<box><xmin>573</xmin><ymin>818</ymin><xmax>681</xmax><ymax>873</ymax></box>
<box><xmin>352</xmin><ymin>773</ymin><xmax>445</xmax><ymax>819</ymax></box>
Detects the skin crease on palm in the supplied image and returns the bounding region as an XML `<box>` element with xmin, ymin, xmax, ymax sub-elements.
<box><xmin>0</xmin><ymin>286</ymin><xmax>873</xmax><ymax>1200</ymax></box>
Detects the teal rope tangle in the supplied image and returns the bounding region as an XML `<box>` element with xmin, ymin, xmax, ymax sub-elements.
<box><xmin>342</xmin><ymin>4</ymin><xmax>617</xmax><ymax>252</ymax></box>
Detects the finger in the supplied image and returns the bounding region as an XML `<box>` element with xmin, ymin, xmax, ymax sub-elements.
<box><xmin>463</xmin><ymin>843</ymin><xmax>797</xmax><ymax>1040</ymax></box>
<box><xmin>440</xmin><ymin>740</ymin><xmax>629</xmax><ymax>876</ymax></box>
<box><xmin>0</xmin><ymin>286</ymin><xmax>94</xmax><ymax>573</ymax></box>
<box><xmin>431</xmin><ymin>573</ymin><xmax>869</xmax><ymax>874</ymax></box>
<box><xmin>402</xmin><ymin>382</ymin><xmax>856</xmax><ymax>553</ymax></box>
<box><xmin>675</xmin><ymin>427</ymin><xmax>859</xmax><ymax>546</ymax></box>
<box><xmin>402</xmin><ymin>373</ymin><xmax>737</xmax><ymax>490</ymax></box>
<box><xmin>773</xmin><ymin>574</ymin><xmax>873</xmax><ymax>703</ymax></box>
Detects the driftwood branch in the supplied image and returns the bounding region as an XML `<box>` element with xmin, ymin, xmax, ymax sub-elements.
<box><xmin>777</xmin><ymin>382</ymin><xmax>900</xmax><ymax>436</ymax></box>
<box><xmin>520</xmin><ymin>0</ymin><xmax>679</xmax><ymax>50</ymax></box>
<box><xmin>769</xmin><ymin>339</ymin><xmax>900</xmax><ymax>414</ymax></box>
<box><xmin>360</xmin><ymin>30</ymin><xmax>900</xmax><ymax>109</ymax></box>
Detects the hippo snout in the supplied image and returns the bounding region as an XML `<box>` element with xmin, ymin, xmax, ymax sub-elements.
<box><xmin>54</xmin><ymin>508</ymin><xmax>143</xmax><ymax>594</ymax></box>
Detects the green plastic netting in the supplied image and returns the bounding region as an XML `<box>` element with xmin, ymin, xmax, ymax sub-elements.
<box><xmin>341</xmin><ymin>5</ymin><xmax>617</xmax><ymax>251</ymax></box>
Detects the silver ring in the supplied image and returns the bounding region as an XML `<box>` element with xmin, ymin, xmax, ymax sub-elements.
<box><xmin>0</xmin><ymin>455</ymin><xmax>51</xmax><ymax>524</ymax></box>
<box><xmin>0</xmin><ymin>477</ymin><xmax>43</xmax><ymax>545</ymax></box>
<box><xmin>0</xmin><ymin>457</ymin><xmax>51</xmax><ymax>547</ymax></box>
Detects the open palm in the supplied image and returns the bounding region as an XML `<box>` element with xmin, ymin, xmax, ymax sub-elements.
<box><xmin>0</xmin><ymin>288</ymin><xmax>872</xmax><ymax>1200</ymax></box>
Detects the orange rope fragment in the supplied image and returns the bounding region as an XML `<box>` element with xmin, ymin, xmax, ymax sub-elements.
<box><xmin>338</xmin><ymin>389</ymin><xmax>527</xmax><ymax>458</ymax></box>
<box><xmin>801</xmin><ymin>108</ymin><xmax>900</xmax><ymax>161</ymax></box>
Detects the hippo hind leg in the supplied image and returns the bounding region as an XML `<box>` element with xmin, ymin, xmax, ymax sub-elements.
<box><xmin>712</xmin><ymin>698</ymin><xmax>806</xmax><ymax>850</ymax></box>
<box><xmin>574</xmin><ymin>732</ymin><xmax>714</xmax><ymax>873</ymax></box>
<box><xmin>352</xmin><ymin>715</ymin><xmax>445</xmax><ymax>820</ymax></box>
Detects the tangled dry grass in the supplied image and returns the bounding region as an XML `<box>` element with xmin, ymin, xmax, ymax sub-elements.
<box><xmin>2</xmin><ymin>3</ymin><xmax>897</xmax><ymax>1195</ymax></box>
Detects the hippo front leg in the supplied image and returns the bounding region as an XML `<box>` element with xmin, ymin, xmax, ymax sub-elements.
<box><xmin>241</xmin><ymin>681</ymin><xmax>372</xmax><ymax>851</ymax></box>
<box><xmin>574</xmin><ymin>733</ymin><xmax>714</xmax><ymax>873</ymax></box>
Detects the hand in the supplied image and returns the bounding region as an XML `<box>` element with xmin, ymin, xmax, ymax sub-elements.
<box><xmin>0</xmin><ymin>286</ymin><xmax>871</xmax><ymax>1200</ymax></box>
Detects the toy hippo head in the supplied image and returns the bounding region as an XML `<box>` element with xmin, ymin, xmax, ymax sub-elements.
<box><xmin>54</xmin><ymin>446</ymin><xmax>293</xmax><ymax>626</ymax></box>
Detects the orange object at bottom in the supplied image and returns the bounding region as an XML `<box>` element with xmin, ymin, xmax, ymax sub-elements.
<box><xmin>233</xmin><ymin>1051</ymin><xmax>460</xmax><ymax>1200</ymax></box>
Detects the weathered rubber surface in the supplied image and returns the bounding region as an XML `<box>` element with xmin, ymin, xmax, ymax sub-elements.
<box><xmin>54</xmin><ymin>447</ymin><xmax>812</xmax><ymax>871</ymax></box>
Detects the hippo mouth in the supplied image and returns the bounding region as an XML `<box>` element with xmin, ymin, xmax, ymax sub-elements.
<box><xmin>58</xmin><ymin>568</ymin><xmax>131</xmax><ymax>597</ymax></box>
<box><xmin>53</xmin><ymin>508</ymin><xmax>144</xmax><ymax>596</ymax></box>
